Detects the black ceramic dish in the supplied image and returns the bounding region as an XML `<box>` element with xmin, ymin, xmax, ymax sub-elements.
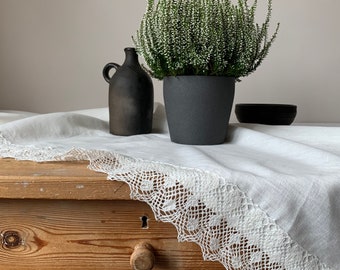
<box><xmin>235</xmin><ymin>103</ymin><xmax>297</xmax><ymax>125</ymax></box>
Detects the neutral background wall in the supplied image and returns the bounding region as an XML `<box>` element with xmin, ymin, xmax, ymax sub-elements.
<box><xmin>0</xmin><ymin>0</ymin><xmax>340</xmax><ymax>123</ymax></box>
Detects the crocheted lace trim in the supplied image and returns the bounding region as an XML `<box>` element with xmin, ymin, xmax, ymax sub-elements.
<box><xmin>0</xmin><ymin>135</ymin><xmax>331</xmax><ymax>270</ymax></box>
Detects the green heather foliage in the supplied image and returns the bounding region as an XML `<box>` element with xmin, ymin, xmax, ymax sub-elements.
<box><xmin>134</xmin><ymin>0</ymin><xmax>279</xmax><ymax>80</ymax></box>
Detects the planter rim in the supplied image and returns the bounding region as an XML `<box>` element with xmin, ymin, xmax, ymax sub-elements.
<box><xmin>236</xmin><ymin>103</ymin><xmax>297</xmax><ymax>108</ymax></box>
<box><xmin>164</xmin><ymin>75</ymin><xmax>236</xmax><ymax>79</ymax></box>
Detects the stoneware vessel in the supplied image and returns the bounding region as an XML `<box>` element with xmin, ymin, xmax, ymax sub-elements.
<box><xmin>163</xmin><ymin>76</ymin><xmax>235</xmax><ymax>145</ymax></box>
<box><xmin>103</xmin><ymin>47</ymin><xmax>154</xmax><ymax>136</ymax></box>
<box><xmin>235</xmin><ymin>103</ymin><xmax>297</xmax><ymax>125</ymax></box>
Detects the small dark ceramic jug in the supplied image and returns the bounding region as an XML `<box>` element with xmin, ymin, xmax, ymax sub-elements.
<box><xmin>103</xmin><ymin>47</ymin><xmax>154</xmax><ymax>136</ymax></box>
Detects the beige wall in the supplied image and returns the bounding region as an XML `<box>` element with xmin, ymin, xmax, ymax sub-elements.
<box><xmin>0</xmin><ymin>0</ymin><xmax>340</xmax><ymax>123</ymax></box>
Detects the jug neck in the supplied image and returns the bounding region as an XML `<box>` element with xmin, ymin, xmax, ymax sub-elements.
<box><xmin>123</xmin><ymin>47</ymin><xmax>139</xmax><ymax>66</ymax></box>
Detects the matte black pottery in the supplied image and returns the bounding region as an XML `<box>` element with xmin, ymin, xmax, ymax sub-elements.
<box><xmin>163</xmin><ymin>76</ymin><xmax>235</xmax><ymax>145</ymax></box>
<box><xmin>103</xmin><ymin>48</ymin><xmax>154</xmax><ymax>135</ymax></box>
<box><xmin>235</xmin><ymin>103</ymin><xmax>297</xmax><ymax>125</ymax></box>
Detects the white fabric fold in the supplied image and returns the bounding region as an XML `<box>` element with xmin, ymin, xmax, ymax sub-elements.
<box><xmin>0</xmin><ymin>105</ymin><xmax>339</xmax><ymax>269</ymax></box>
<box><xmin>0</xmin><ymin>110</ymin><xmax>38</xmax><ymax>124</ymax></box>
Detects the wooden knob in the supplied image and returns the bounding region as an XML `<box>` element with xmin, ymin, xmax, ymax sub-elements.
<box><xmin>130</xmin><ymin>242</ymin><xmax>155</xmax><ymax>270</ymax></box>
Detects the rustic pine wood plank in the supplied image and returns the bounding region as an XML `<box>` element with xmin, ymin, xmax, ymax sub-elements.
<box><xmin>0</xmin><ymin>158</ymin><xmax>226</xmax><ymax>269</ymax></box>
<box><xmin>0</xmin><ymin>158</ymin><xmax>131</xmax><ymax>200</ymax></box>
<box><xmin>0</xmin><ymin>199</ymin><xmax>225</xmax><ymax>270</ymax></box>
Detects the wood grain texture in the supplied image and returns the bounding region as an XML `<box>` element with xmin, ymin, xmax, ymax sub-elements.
<box><xmin>0</xmin><ymin>199</ymin><xmax>224</xmax><ymax>269</ymax></box>
<box><xmin>0</xmin><ymin>159</ymin><xmax>225</xmax><ymax>269</ymax></box>
<box><xmin>0</xmin><ymin>158</ymin><xmax>131</xmax><ymax>200</ymax></box>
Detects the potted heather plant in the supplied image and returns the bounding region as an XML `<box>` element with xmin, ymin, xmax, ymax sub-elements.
<box><xmin>134</xmin><ymin>0</ymin><xmax>279</xmax><ymax>145</ymax></box>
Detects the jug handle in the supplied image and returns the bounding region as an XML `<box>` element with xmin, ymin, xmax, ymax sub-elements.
<box><xmin>103</xmin><ymin>63</ymin><xmax>120</xmax><ymax>83</ymax></box>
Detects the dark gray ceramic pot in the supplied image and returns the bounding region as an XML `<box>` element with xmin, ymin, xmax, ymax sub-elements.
<box><xmin>163</xmin><ymin>76</ymin><xmax>235</xmax><ymax>145</ymax></box>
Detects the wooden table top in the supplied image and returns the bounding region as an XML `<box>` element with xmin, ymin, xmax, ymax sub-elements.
<box><xmin>0</xmin><ymin>158</ymin><xmax>131</xmax><ymax>200</ymax></box>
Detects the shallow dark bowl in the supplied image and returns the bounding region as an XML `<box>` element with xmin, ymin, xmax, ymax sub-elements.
<box><xmin>235</xmin><ymin>103</ymin><xmax>297</xmax><ymax>125</ymax></box>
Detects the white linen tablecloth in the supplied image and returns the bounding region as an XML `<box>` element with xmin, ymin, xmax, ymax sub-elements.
<box><xmin>0</xmin><ymin>104</ymin><xmax>339</xmax><ymax>270</ymax></box>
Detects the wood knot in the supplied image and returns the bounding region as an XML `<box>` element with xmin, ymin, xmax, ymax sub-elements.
<box><xmin>2</xmin><ymin>231</ymin><xmax>22</xmax><ymax>249</ymax></box>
